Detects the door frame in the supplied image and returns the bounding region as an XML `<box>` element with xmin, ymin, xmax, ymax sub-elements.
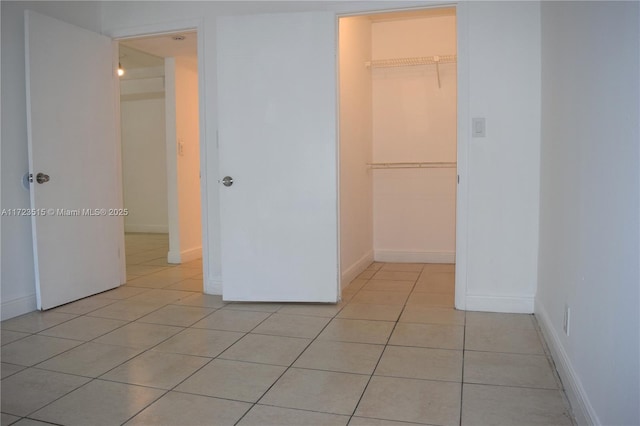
<box><xmin>335</xmin><ymin>2</ymin><xmax>469</xmax><ymax>310</ymax></box>
<box><xmin>110</xmin><ymin>18</ymin><xmax>212</xmax><ymax>293</ymax></box>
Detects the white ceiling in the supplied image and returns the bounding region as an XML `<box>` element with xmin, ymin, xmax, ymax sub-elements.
<box><xmin>119</xmin><ymin>31</ymin><xmax>197</xmax><ymax>71</ymax></box>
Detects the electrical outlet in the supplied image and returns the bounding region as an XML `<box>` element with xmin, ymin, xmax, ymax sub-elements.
<box><xmin>563</xmin><ymin>304</ymin><xmax>571</xmax><ymax>336</ymax></box>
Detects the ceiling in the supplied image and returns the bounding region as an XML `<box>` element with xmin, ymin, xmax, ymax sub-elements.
<box><xmin>119</xmin><ymin>31</ymin><xmax>197</xmax><ymax>71</ymax></box>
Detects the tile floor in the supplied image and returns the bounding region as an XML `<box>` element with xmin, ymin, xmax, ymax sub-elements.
<box><xmin>1</xmin><ymin>234</ymin><xmax>575</xmax><ymax>425</ymax></box>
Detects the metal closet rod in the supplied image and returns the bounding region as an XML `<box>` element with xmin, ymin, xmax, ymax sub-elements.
<box><xmin>364</xmin><ymin>55</ymin><xmax>457</xmax><ymax>69</ymax></box>
<box><xmin>368</xmin><ymin>162</ymin><xmax>457</xmax><ymax>169</ymax></box>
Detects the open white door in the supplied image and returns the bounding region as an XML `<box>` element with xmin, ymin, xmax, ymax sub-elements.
<box><xmin>217</xmin><ymin>12</ymin><xmax>338</xmax><ymax>302</ymax></box>
<box><xmin>25</xmin><ymin>11</ymin><xmax>124</xmax><ymax>310</ymax></box>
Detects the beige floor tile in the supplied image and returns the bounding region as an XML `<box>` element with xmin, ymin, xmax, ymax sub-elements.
<box><xmin>125</xmin><ymin>264</ymin><xmax>168</xmax><ymax>277</ymax></box>
<box><xmin>101</xmin><ymin>351</ymin><xmax>209</xmax><ymax>389</ymax></box>
<box><xmin>357</xmin><ymin>270</ymin><xmax>376</xmax><ymax>280</ymax></box>
<box><xmin>260</xmin><ymin>368</ymin><xmax>369</xmax><ymax>415</ymax></box>
<box><xmin>362</xmin><ymin>280</ymin><xmax>414</xmax><ymax>293</ymax></box>
<box><xmin>293</xmin><ymin>340</ymin><xmax>384</xmax><ymax>375</ymax></box>
<box><xmin>238</xmin><ymin>404</ymin><xmax>349</xmax><ymax>426</ymax></box>
<box><xmin>375</xmin><ymin>346</ymin><xmax>462</xmax><ymax>382</ymax></box>
<box><xmin>1</xmin><ymin>330</ymin><xmax>30</xmax><ymax>346</ymax></box>
<box><xmin>465</xmin><ymin>327</ymin><xmax>544</xmax><ymax>354</ymax></box>
<box><xmin>223</xmin><ymin>302</ymin><xmax>284</xmax><ymax>313</ymax></box>
<box><xmin>38</xmin><ymin>316</ymin><xmax>127</xmax><ymax>341</ymax></box>
<box><xmin>96</xmin><ymin>286</ymin><xmax>149</xmax><ymax>300</ymax></box>
<box><xmin>252</xmin><ymin>313</ymin><xmax>330</xmax><ymax>339</ymax></box>
<box><xmin>1</xmin><ymin>362</ymin><xmax>25</xmax><ymax>379</ymax></box>
<box><xmin>172</xmin><ymin>293</ymin><xmax>226</xmax><ymax>309</ymax></box>
<box><xmin>31</xmin><ymin>379</ymin><xmax>164</xmax><ymax>426</ymax></box>
<box><xmin>176</xmin><ymin>359</ymin><xmax>285</xmax><ymax>402</ymax></box>
<box><xmin>371</xmin><ymin>271</ymin><xmax>420</xmax><ymax>281</ymax></box>
<box><xmin>345</xmin><ymin>278</ymin><xmax>368</xmax><ymax>292</ymax></box>
<box><xmin>126</xmin><ymin>289</ymin><xmax>193</xmax><ymax>304</ymax></box>
<box><xmin>350</xmin><ymin>291</ymin><xmax>409</xmax><ymax>306</ymax></box>
<box><xmin>13</xmin><ymin>419</ymin><xmax>63</xmax><ymax>426</ymax></box>
<box><xmin>52</xmin><ymin>297</ymin><xmax>117</xmax><ymax>315</ymax></box>
<box><xmin>389</xmin><ymin>323</ymin><xmax>464</xmax><ymax>350</ymax></box>
<box><xmin>318</xmin><ymin>319</ymin><xmax>395</xmax><ymax>345</ymax></box>
<box><xmin>1</xmin><ymin>311</ymin><xmax>77</xmax><ymax>333</ymax></box>
<box><xmin>340</xmin><ymin>291</ymin><xmax>357</xmax><ymax>302</ymax></box>
<box><xmin>87</xmin><ymin>300</ymin><xmax>166</xmax><ymax>321</ymax></box>
<box><xmin>153</xmin><ymin>328</ymin><xmax>244</xmax><ymax>357</ymax></box>
<box><xmin>36</xmin><ymin>342</ymin><xmax>143</xmax><ymax>377</ymax></box>
<box><xmin>191</xmin><ymin>309</ymin><xmax>271</xmax><ymax>332</ymax></box>
<box><xmin>461</xmin><ymin>384</ymin><xmax>572</xmax><ymax>426</ymax></box>
<box><xmin>338</xmin><ymin>303</ymin><xmax>403</xmax><ymax>321</ymax></box>
<box><xmin>406</xmin><ymin>292</ymin><xmax>454</xmax><ymax>308</ymax></box>
<box><xmin>136</xmin><ymin>305</ymin><xmax>214</xmax><ymax>327</ymax></box>
<box><xmin>219</xmin><ymin>334</ymin><xmax>310</xmax><ymax>366</ymax></box>
<box><xmin>1</xmin><ymin>335</ymin><xmax>83</xmax><ymax>366</ymax></box>
<box><xmin>165</xmin><ymin>278</ymin><xmax>203</xmax><ymax>292</ymax></box>
<box><xmin>1</xmin><ymin>369</ymin><xmax>90</xmax><ymax>416</ymax></box>
<box><xmin>464</xmin><ymin>351</ymin><xmax>558</xmax><ymax>389</ymax></box>
<box><xmin>413</xmin><ymin>272</ymin><xmax>455</xmax><ymax>293</ymax></box>
<box><xmin>94</xmin><ymin>322</ymin><xmax>183</xmax><ymax>349</ymax></box>
<box><xmin>182</xmin><ymin>259</ymin><xmax>202</xmax><ymax>269</ymax></box>
<box><xmin>277</xmin><ymin>302</ymin><xmax>344</xmax><ymax>317</ymax></box>
<box><xmin>125</xmin><ymin>391</ymin><xmax>250</xmax><ymax>426</ymax></box>
<box><xmin>349</xmin><ymin>417</ymin><xmax>426</xmax><ymax>425</ymax></box>
<box><xmin>1</xmin><ymin>413</ymin><xmax>20</xmax><ymax>426</ymax></box>
<box><xmin>399</xmin><ymin>306</ymin><xmax>465</xmax><ymax>326</ymax></box>
<box><xmin>355</xmin><ymin>376</ymin><xmax>461</xmax><ymax>425</ymax></box>
<box><xmin>366</xmin><ymin>262</ymin><xmax>384</xmax><ymax>271</ymax></box>
<box><xmin>380</xmin><ymin>263</ymin><xmax>425</xmax><ymax>272</ymax></box>
<box><xmin>466</xmin><ymin>311</ymin><xmax>536</xmax><ymax>329</ymax></box>
<box><xmin>422</xmin><ymin>263</ymin><xmax>455</xmax><ymax>273</ymax></box>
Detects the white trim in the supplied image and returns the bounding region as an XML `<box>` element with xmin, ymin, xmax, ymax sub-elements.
<box><xmin>454</xmin><ymin>1</ymin><xmax>469</xmax><ymax>311</ymax></box>
<box><xmin>124</xmin><ymin>224</ymin><xmax>169</xmax><ymax>233</ymax></box>
<box><xmin>536</xmin><ymin>300</ymin><xmax>598</xmax><ymax>426</ymax></box>
<box><xmin>465</xmin><ymin>294</ymin><xmax>534</xmax><ymax>313</ymax></box>
<box><xmin>205</xmin><ymin>277</ymin><xmax>222</xmax><ymax>295</ymax></box>
<box><xmin>374</xmin><ymin>250</ymin><xmax>455</xmax><ymax>264</ymax></box>
<box><xmin>181</xmin><ymin>246</ymin><xmax>202</xmax><ymax>263</ymax></box>
<box><xmin>341</xmin><ymin>250</ymin><xmax>374</xmax><ymax>289</ymax></box>
<box><xmin>1</xmin><ymin>294</ymin><xmax>37</xmax><ymax>320</ymax></box>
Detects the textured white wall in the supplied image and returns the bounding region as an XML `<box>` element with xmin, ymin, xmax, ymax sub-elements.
<box><xmin>537</xmin><ymin>2</ymin><xmax>640</xmax><ymax>424</ymax></box>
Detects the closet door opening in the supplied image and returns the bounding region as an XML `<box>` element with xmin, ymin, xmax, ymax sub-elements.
<box><xmin>338</xmin><ymin>8</ymin><xmax>458</xmax><ymax>307</ymax></box>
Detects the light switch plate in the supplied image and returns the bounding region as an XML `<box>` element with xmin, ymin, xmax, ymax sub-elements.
<box><xmin>472</xmin><ymin>117</ymin><xmax>486</xmax><ymax>138</ymax></box>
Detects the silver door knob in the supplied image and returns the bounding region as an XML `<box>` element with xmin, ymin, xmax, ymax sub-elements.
<box><xmin>36</xmin><ymin>172</ymin><xmax>50</xmax><ymax>184</ymax></box>
<box><xmin>221</xmin><ymin>176</ymin><xmax>233</xmax><ymax>187</ymax></box>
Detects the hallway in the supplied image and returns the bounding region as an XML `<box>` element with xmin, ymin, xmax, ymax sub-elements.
<box><xmin>1</xmin><ymin>240</ymin><xmax>573</xmax><ymax>425</ymax></box>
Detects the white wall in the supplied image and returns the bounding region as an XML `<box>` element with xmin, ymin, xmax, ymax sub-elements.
<box><xmin>339</xmin><ymin>16</ymin><xmax>373</xmax><ymax>287</ymax></box>
<box><xmin>120</xmin><ymin>68</ymin><xmax>169</xmax><ymax>234</ymax></box>
<box><xmin>1</xmin><ymin>0</ymin><xmax>544</xmax><ymax>318</ymax></box>
<box><xmin>372</xmin><ymin>14</ymin><xmax>457</xmax><ymax>263</ymax></box>
<box><xmin>1</xmin><ymin>1</ymin><xmax>103</xmax><ymax>319</ymax></box>
<box><xmin>174</xmin><ymin>56</ymin><xmax>202</xmax><ymax>263</ymax></box>
<box><xmin>462</xmin><ymin>1</ymin><xmax>541</xmax><ymax>313</ymax></box>
<box><xmin>536</xmin><ymin>2</ymin><xmax>640</xmax><ymax>425</ymax></box>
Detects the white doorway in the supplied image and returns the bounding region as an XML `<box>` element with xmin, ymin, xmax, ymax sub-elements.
<box><xmin>338</xmin><ymin>8</ymin><xmax>459</xmax><ymax>296</ymax></box>
<box><xmin>118</xmin><ymin>32</ymin><xmax>202</xmax><ymax>278</ymax></box>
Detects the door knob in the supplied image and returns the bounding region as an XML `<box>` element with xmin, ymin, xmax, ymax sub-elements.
<box><xmin>36</xmin><ymin>172</ymin><xmax>50</xmax><ymax>184</ymax></box>
<box><xmin>221</xmin><ymin>176</ymin><xmax>233</xmax><ymax>187</ymax></box>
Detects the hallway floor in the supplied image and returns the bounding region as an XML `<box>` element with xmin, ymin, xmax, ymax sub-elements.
<box><xmin>1</xmin><ymin>235</ymin><xmax>574</xmax><ymax>425</ymax></box>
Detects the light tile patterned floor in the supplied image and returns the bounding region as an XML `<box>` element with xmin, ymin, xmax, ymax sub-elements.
<box><xmin>0</xmin><ymin>234</ymin><xmax>575</xmax><ymax>425</ymax></box>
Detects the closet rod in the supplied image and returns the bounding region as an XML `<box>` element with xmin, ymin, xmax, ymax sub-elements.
<box><xmin>368</xmin><ymin>162</ymin><xmax>457</xmax><ymax>169</ymax></box>
<box><xmin>365</xmin><ymin>55</ymin><xmax>457</xmax><ymax>69</ymax></box>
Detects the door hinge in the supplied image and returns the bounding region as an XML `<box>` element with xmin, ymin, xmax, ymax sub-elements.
<box><xmin>457</xmin><ymin>175</ymin><xmax>460</xmax><ymax>184</ymax></box>
<box><xmin>28</xmin><ymin>173</ymin><xmax>34</xmax><ymax>183</ymax></box>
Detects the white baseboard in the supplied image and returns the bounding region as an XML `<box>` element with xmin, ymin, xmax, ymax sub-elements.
<box><xmin>1</xmin><ymin>294</ymin><xmax>37</xmax><ymax>320</ymax></box>
<box><xmin>536</xmin><ymin>300</ymin><xmax>598</xmax><ymax>426</ymax></box>
<box><xmin>465</xmin><ymin>294</ymin><xmax>534</xmax><ymax>313</ymax></box>
<box><xmin>374</xmin><ymin>250</ymin><xmax>455</xmax><ymax>264</ymax></box>
<box><xmin>124</xmin><ymin>224</ymin><xmax>169</xmax><ymax>233</ymax></box>
<box><xmin>341</xmin><ymin>250</ymin><xmax>374</xmax><ymax>290</ymax></box>
<box><xmin>205</xmin><ymin>277</ymin><xmax>222</xmax><ymax>295</ymax></box>
<box><xmin>167</xmin><ymin>246</ymin><xmax>202</xmax><ymax>264</ymax></box>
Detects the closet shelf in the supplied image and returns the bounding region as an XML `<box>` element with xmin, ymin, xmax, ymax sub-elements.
<box><xmin>365</xmin><ymin>55</ymin><xmax>456</xmax><ymax>69</ymax></box>
<box><xmin>368</xmin><ymin>162</ymin><xmax>457</xmax><ymax>169</ymax></box>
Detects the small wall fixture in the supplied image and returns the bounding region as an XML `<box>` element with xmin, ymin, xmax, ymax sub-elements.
<box><xmin>117</xmin><ymin>63</ymin><xmax>125</xmax><ymax>77</ymax></box>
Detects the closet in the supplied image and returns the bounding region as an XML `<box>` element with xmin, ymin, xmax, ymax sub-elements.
<box><xmin>339</xmin><ymin>8</ymin><xmax>458</xmax><ymax>286</ymax></box>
